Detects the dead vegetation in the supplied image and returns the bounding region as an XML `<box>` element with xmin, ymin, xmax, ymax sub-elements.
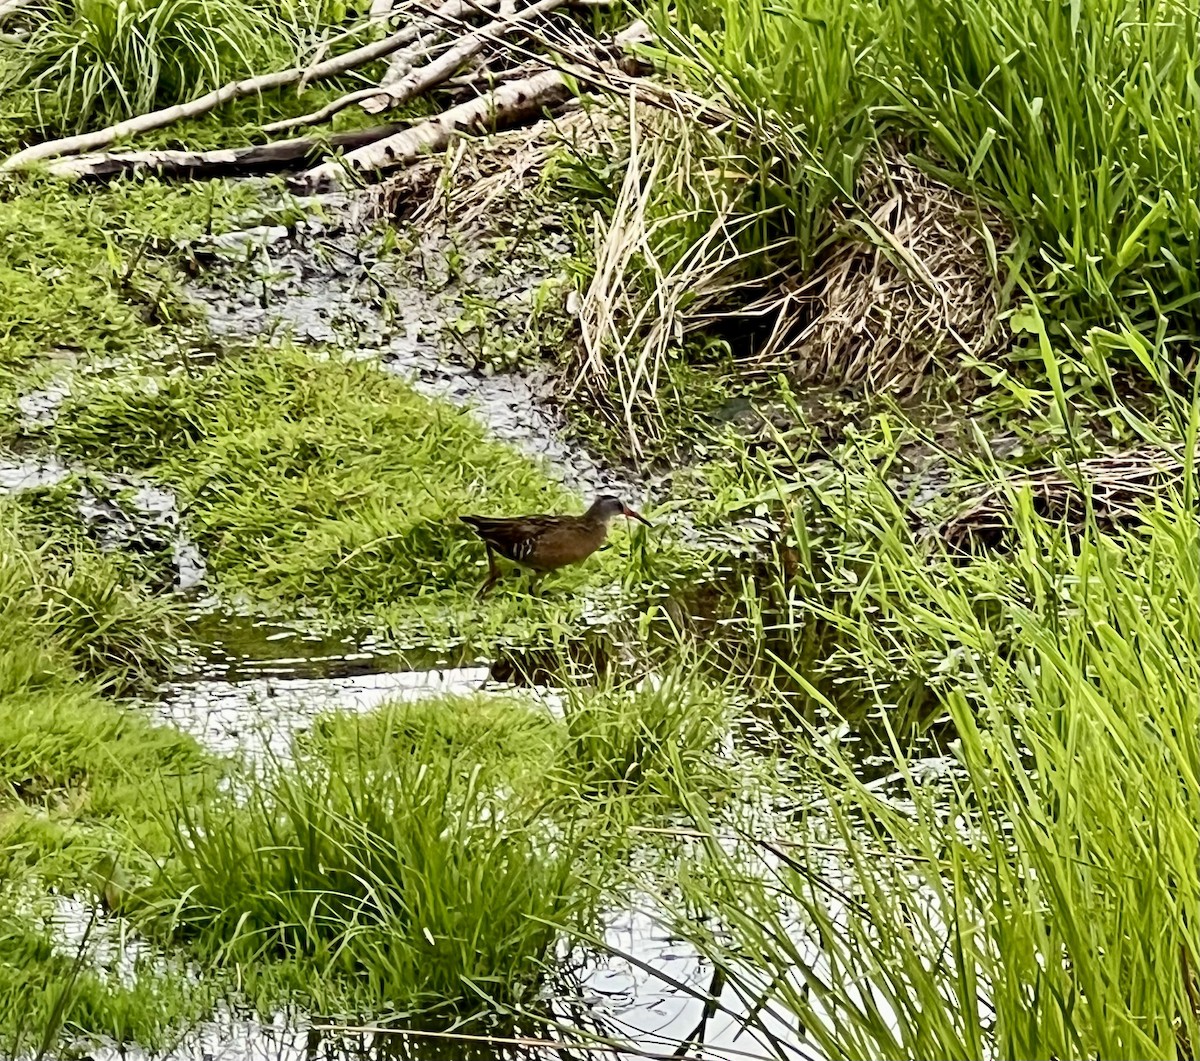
<box><xmin>939</xmin><ymin>445</ymin><xmax>1189</xmax><ymax>552</ymax></box>
<box><xmin>757</xmin><ymin>145</ymin><xmax>1011</xmax><ymax>393</ymax></box>
<box><xmin>555</xmin><ymin>126</ymin><xmax>1014</xmax><ymax>458</ymax></box>
<box><xmin>367</xmin><ymin>103</ymin><xmax>618</xmax><ymax>230</ymax></box>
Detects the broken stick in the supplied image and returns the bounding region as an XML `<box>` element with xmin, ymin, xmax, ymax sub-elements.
<box><xmin>289</xmin><ymin>67</ymin><xmax>571</xmax><ymax>193</ymax></box>
<box><xmin>41</xmin><ymin>125</ymin><xmax>405</xmax><ymax>182</ymax></box>
<box><xmin>265</xmin><ymin>0</ymin><xmax>566</xmax><ymax>135</ymax></box>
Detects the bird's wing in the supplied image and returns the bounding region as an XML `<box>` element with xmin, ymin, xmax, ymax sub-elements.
<box><xmin>460</xmin><ymin>515</ymin><xmax>564</xmax><ymax>560</ymax></box>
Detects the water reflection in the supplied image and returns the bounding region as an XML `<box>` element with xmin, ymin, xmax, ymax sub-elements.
<box><xmin>77</xmin><ymin>906</ymin><xmax>792</xmax><ymax>1061</ymax></box>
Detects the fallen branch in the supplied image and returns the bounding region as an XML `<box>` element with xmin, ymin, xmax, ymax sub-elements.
<box><xmin>290</xmin><ymin>67</ymin><xmax>571</xmax><ymax>192</ymax></box>
<box><xmin>266</xmin><ymin>0</ymin><xmax>566</xmax><ymax>134</ymax></box>
<box><xmin>0</xmin><ymin>0</ymin><xmax>32</xmax><ymax>21</ymax></box>
<box><xmin>391</xmin><ymin>4</ymin><xmax>724</xmax><ymax>129</ymax></box>
<box><xmin>1</xmin><ymin>0</ymin><xmax>499</xmax><ymax>171</ymax></box>
<box><xmin>41</xmin><ymin>125</ymin><xmax>405</xmax><ymax>182</ymax></box>
<box><xmin>360</xmin><ymin>0</ymin><xmax>611</xmax><ymax>113</ymax></box>
<box><xmin>361</xmin><ymin>0</ymin><xmax>486</xmax><ymax>112</ymax></box>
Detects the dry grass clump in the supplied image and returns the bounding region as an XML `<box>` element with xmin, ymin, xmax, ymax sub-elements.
<box><xmin>939</xmin><ymin>445</ymin><xmax>1189</xmax><ymax>553</ymax></box>
<box><xmin>757</xmin><ymin>144</ymin><xmax>1011</xmax><ymax>393</ymax></box>
<box><xmin>367</xmin><ymin>105</ymin><xmax>623</xmax><ymax>234</ymax></box>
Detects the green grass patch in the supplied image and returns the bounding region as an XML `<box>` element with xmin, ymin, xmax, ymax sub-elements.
<box><xmin>0</xmin><ymin>176</ymin><xmax>263</xmax><ymax>377</ymax></box>
<box><xmin>140</xmin><ymin>672</ymin><xmax>739</xmax><ymax>1022</ymax></box>
<box><xmin>0</xmin><ymin>505</ymin><xmax>215</xmax><ymax>864</ymax></box>
<box><xmin>0</xmin><ymin>504</ymin><xmax>182</xmax><ymax>694</ymax></box>
<box><xmin>0</xmin><ymin>904</ymin><xmax>210</xmax><ymax>1057</ymax></box>
<box><xmin>45</xmin><ymin>343</ymin><xmax>695</xmax><ymax>633</ymax></box>
<box><xmin>147</xmin><ymin>695</ymin><xmax>595</xmax><ymax>1021</ymax></box>
<box><xmin>651</xmin><ymin>0</ymin><xmax>1200</xmax><ymax>377</ymax></box>
<box><xmin>305</xmin><ymin>694</ymin><xmax>561</xmax><ymax>788</ymax></box>
<box><xmin>0</xmin><ymin>0</ymin><xmax>355</xmax><ymax>139</ymax></box>
<box><xmin>559</xmin><ymin>663</ymin><xmax>735</xmax><ymax>806</ymax></box>
<box><xmin>0</xmin><ymin>506</ymin><xmax>219</xmax><ymax>1053</ymax></box>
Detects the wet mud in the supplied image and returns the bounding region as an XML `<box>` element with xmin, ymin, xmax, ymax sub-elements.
<box><xmin>185</xmin><ymin>209</ymin><xmax>639</xmax><ymax>502</ymax></box>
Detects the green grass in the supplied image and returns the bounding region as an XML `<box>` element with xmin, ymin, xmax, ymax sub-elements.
<box><xmin>0</xmin><ymin>176</ymin><xmax>263</xmax><ymax>377</ymax></box>
<box><xmin>559</xmin><ymin>661</ymin><xmax>735</xmax><ymax>805</ymax></box>
<box><xmin>0</xmin><ymin>505</ymin><xmax>218</xmax><ymax>1053</ymax></box>
<box><xmin>138</xmin><ymin>670</ymin><xmax>741</xmax><ymax>1023</ymax></box>
<box><xmin>0</xmin><ymin>0</ymin><xmax>353</xmax><ymax>139</ymax></box>
<box><xmin>0</xmin><ymin>503</ymin><xmax>185</xmax><ymax>693</ymax></box>
<box><xmin>0</xmin><ymin>906</ymin><xmax>210</xmax><ymax>1057</ymax></box>
<box><xmin>145</xmin><ymin>695</ymin><xmax>597</xmax><ymax>1021</ymax></box>
<box><xmin>669</xmin><ymin>431</ymin><xmax>1200</xmax><ymax>1059</ymax></box>
<box><xmin>44</xmin><ymin>342</ymin><xmax>693</xmax><ymax>635</ymax></box>
<box><xmin>0</xmin><ymin>503</ymin><xmax>213</xmax><ymax>849</ymax></box>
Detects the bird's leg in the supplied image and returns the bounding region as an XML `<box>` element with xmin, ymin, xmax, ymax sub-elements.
<box><xmin>477</xmin><ymin>544</ymin><xmax>502</xmax><ymax>600</ymax></box>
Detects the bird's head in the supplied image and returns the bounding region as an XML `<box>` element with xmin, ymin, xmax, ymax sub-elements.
<box><xmin>589</xmin><ymin>495</ymin><xmax>652</xmax><ymax>526</ymax></box>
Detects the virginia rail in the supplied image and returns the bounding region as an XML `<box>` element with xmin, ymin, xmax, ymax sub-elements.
<box><xmin>461</xmin><ymin>495</ymin><xmax>651</xmax><ymax>598</ymax></box>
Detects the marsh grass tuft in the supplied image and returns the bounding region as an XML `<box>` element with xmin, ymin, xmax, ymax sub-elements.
<box><xmin>560</xmin><ymin>662</ymin><xmax>734</xmax><ymax>807</ymax></box>
<box><xmin>152</xmin><ymin>696</ymin><xmax>597</xmax><ymax>1019</ymax></box>
<box><xmin>2</xmin><ymin>0</ymin><xmax>327</xmax><ymax>138</ymax></box>
<box><xmin>0</xmin><ymin>508</ymin><xmax>180</xmax><ymax>693</ymax></box>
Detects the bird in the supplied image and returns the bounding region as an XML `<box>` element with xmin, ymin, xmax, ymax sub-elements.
<box><xmin>461</xmin><ymin>495</ymin><xmax>652</xmax><ymax>598</ymax></box>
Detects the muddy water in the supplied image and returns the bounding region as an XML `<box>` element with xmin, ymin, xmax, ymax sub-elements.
<box><xmin>162</xmin><ymin>613</ymin><xmax>489</xmax><ymax>760</ymax></box>
<box><xmin>186</xmin><ymin>214</ymin><xmax>641</xmax><ymax>503</ymax></box>
<box><xmin>0</xmin><ymin>455</ymin><xmax>208</xmax><ymax>590</ymax></box>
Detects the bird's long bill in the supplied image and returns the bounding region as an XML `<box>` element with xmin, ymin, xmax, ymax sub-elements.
<box><xmin>623</xmin><ymin>505</ymin><xmax>652</xmax><ymax>527</ymax></box>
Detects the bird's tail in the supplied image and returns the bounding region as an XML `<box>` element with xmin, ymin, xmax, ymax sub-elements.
<box><xmin>460</xmin><ymin>515</ymin><xmax>507</xmax><ymax>538</ymax></box>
